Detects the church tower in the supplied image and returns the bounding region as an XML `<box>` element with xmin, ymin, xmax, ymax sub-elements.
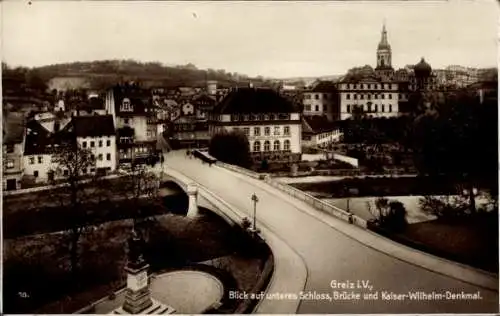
<box><xmin>375</xmin><ymin>22</ymin><xmax>394</xmax><ymax>79</ymax></box>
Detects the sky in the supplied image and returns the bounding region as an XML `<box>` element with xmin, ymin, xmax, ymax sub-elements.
<box><xmin>1</xmin><ymin>1</ymin><xmax>498</xmax><ymax>78</ymax></box>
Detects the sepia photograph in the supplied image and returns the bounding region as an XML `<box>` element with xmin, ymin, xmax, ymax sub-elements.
<box><xmin>1</xmin><ymin>0</ymin><xmax>499</xmax><ymax>314</ymax></box>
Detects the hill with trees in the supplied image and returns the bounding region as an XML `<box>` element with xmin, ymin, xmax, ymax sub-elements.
<box><xmin>3</xmin><ymin>60</ymin><xmax>272</xmax><ymax>91</ymax></box>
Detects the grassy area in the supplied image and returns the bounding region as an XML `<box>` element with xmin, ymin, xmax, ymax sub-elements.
<box><xmin>371</xmin><ymin>212</ymin><xmax>498</xmax><ymax>273</ymax></box>
<box><xmin>4</xmin><ymin>209</ymin><xmax>270</xmax><ymax>314</ymax></box>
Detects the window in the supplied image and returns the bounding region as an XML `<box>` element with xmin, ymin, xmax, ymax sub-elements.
<box><xmin>6</xmin><ymin>145</ymin><xmax>14</xmax><ymax>153</ymax></box>
<box><xmin>382</xmin><ymin>105</ymin><xmax>385</xmax><ymax>112</ymax></box>
<box><xmin>389</xmin><ymin>105</ymin><xmax>393</xmax><ymax>112</ymax></box>
<box><xmin>315</xmin><ymin>105</ymin><xmax>319</xmax><ymax>111</ymax></box>
<box><xmin>270</xmin><ymin>114</ymin><xmax>276</xmax><ymax>120</ymax></box>
<box><xmin>284</xmin><ymin>126</ymin><xmax>290</xmax><ymax>136</ymax></box>
<box><xmin>34</xmin><ymin>170</ymin><xmax>39</xmax><ymax>177</ymax></box>
<box><xmin>264</xmin><ymin>141</ymin><xmax>270</xmax><ymax>152</ymax></box>
<box><xmin>243</xmin><ymin>127</ymin><xmax>250</xmax><ymax>137</ymax></box>
<box><xmin>347</xmin><ymin>105</ymin><xmax>351</xmax><ymax>113</ymax></box>
<box><xmin>360</xmin><ymin>95</ymin><xmax>364</xmax><ymax>100</ymax></box>
<box><xmin>29</xmin><ymin>157</ymin><xmax>35</xmax><ymax>165</ymax></box>
<box><xmin>124</xmin><ymin>118</ymin><xmax>130</xmax><ymax>124</ymax></box>
<box><xmin>305</xmin><ymin>94</ymin><xmax>311</xmax><ymax>100</ymax></box>
<box><xmin>368</xmin><ymin>84</ymin><xmax>371</xmax><ymax>89</ymax></box>
<box><xmin>244</xmin><ymin>115</ymin><xmax>249</xmax><ymax>121</ymax></box>
<box><xmin>367</xmin><ymin>94</ymin><xmax>371</xmax><ymax>100</ymax></box>
<box><xmin>354</xmin><ymin>94</ymin><xmax>357</xmax><ymax>100</ymax></box>
<box><xmin>83</xmin><ymin>141</ymin><xmax>87</xmax><ymax>148</ymax></box>
<box><xmin>381</xmin><ymin>94</ymin><xmax>385</xmax><ymax>99</ymax></box>
<box><xmin>346</xmin><ymin>94</ymin><xmax>351</xmax><ymax>100</ymax></box>
<box><xmin>375</xmin><ymin>94</ymin><xmax>378</xmax><ymax>99</ymax></box>
<box><xmin>6</xmin><ymin>160</ymin><xmax>14</xmax><ymax>169</ymax></box>
<box><xmin>264</xmin><ymin>127</ymin><xmax>270</xmax><ymax>136</ymax></box>
<box><xmin>254</xmin><ymin>127</ymin><xmax>261</xmax><ymax>136</ymax></box>
<box><xmin>367</xmin><ymin>104</ymin><xmax>371</xmax><ymax>112</ymax></box>
<box><xmin>374</xmin><ymin>104</ymin><xmax>378</xmax><ymax>112</ymax></box>
<box><xmin>38</xmin><ymin>156</ymin><xmax>43</xmax><ymax>164</ymax></box>
<box><xmin>315</xmin><ymin>94</ymin><xmax>319</xmax><ymax>100</ymax></box>
<box><xmin>305</xmin><ymin>105</ymin><xmax>311</xmax><ymax>111</ymax></box>
<box><xmin>253</xmin><ymin>141</ymin><xmax>261</xmax><ymax>152</ymax></box>
<box><xmin>284</xmin><ymin>140</ymin><xmax>290</xmax><ymax>151</ymax></box>
<box><xmin>388</xmin><ymin>94</ymin><xmax>392</xmax><ymax>99</ymax></box>
<box><xmin>274</xmin><ymin>126</ymin><xmax>280</xmax><ymax>136</ymax></box>
<box><xmin>98</xmin><ymin>140</ymin><xmax>103</xmax><ymax>147</ymax></box>
<box><xmin>63</xmin><ymin>169</ymin><xmax>69</xmax><ymax>176</ymax></box>
<box><xmin>107</xmin><ymin>140</ymin><xmax>111</xmax><ymax>146</ymax></box>
<box><xmin>91</xmin><ymin>154</ymin><xmax>95</xmax><ymax>161</ymax></box>
<box><xmin>273</xmin><ymin>140</ymin><xmax>280</xmax><ymax>151</ymax></box>
<box><xmin>90</xmin><ymin>141</ymin><xmax>95</xmax><ymax>147</ymax></box>
<box><xmin>98</xmin><ymin>154</ymin><xmax>103</xmax><ymax>161</ymax></box>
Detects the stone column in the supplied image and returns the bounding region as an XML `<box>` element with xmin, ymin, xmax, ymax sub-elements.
<box><xmin>186</xmin><ymin>183</ymin><xmax>199</xmax><ymax>218</ymax></box>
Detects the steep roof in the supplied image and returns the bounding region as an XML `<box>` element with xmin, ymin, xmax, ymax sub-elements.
<box><xmin>3</xmin><ymin>111</ymin><xmax>25</xmax><ymax>144</ymax></box>
<box><xmin>24</xmin><ymin>119</ymin><xmax>74</xmax><ymax>155</ymax></box>
<box><xmin>213</xmin><ymin>88</ymin><xmax>299</xmax><ymax>114</ymax></box>
<box><xmin>302</xmin><ymin>116</ymin><xmax>339</xmax><ymax>134</ymax></box>
<box><xmin>73</xmin><ymin>115</ymin><xmax>115</xmax><ymax>137</ymax></box>
<box><xmin>112</xmin><ymin>85</ymin><xmax>151</xmax><ymax>116</ymax></box>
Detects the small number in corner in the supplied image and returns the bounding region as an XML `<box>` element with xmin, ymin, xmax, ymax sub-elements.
<box><xmin>18</xmin><ymin>291</ymin><xmax>30</xmax><ymax>298</ymax></box>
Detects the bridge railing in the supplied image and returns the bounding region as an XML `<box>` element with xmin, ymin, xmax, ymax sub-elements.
<box><xmin>262</xmin><ymin>177</ymin><xmax>367</xmax><ymax>228</ymax></box>
<box><xmin>215</xmin><ymin>162</ymin><xmax>367</xmax><ymax>228</ymax></box>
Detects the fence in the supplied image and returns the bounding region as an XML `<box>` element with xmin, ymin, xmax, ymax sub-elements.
<box><xmin>216</xmin><ymin>162</ymin><xmax>367</xmax><ymax>228</ymax></box>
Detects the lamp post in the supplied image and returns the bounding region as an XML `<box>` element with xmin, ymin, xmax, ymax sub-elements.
<box><xmin>251</xmin><ymin>193</ymin><xmax>259</xmax><ymax>233</ymax></box>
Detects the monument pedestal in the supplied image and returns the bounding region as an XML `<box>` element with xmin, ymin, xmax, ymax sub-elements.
<box><xmin>111</xmin><ymin>231</ymin><xmax>175</xmax><ymax>315</ymax></box>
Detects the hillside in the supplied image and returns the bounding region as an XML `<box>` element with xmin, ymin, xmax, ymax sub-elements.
<box><xmin>29</xmin><ymin>60</ymin><xmax>268</xmax><ymax>90</ymax></box>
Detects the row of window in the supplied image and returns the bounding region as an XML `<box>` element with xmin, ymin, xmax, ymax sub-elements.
<box><xmin>252</xmin><ymin>139</ymin><xmax>291</xmax><ymax>152</ymax></box>
<box><xmin>304</xmin><ymin>93</ymin><xmax>331</xmax><ymax>100</ymax></box>
<box><xmin>318</xmin><ymin>130</ymin><xmax>340</xmax><ymax>140</ymax></box>
<box><xmin>235</xmin><ymin>126</ymin><xmax>291</xmax><ymax>137</ymax></box>
<box><xmin>28</xmin><ymin>153</ymin><xmax>112</xmax><ymax>165</ymax></box>
<box><xmin>119</xmin><ymin>147</ymin><xmax>150</xmax><ymax>154</ymax></box>
<box><xmin>346</xmin><ymin>104</ymin><xmax>393</xmax><ymax>113</ymax></box>
<box><xmin>231</xmin><ymin>113</ymin><xmax>291</xmax><ymax>122</ymax></box>
<box><xmin>304</xmin><ymin>105</ymin><xmax>322</xmax><ymax>112</ymax></box>
<box><xmin>82</xmin><ymin>139</ymin><xmax>112</xmax><ymax>148</ymax></box>
<box><xmin>345</xmin><ymin>93</ymin><xmax>395</xmax><ymax>100</ymax></box>
<box><xmin>343</xmin><ymin>83</ymin><xmax>397</xmax><ymax>90</ymax></box>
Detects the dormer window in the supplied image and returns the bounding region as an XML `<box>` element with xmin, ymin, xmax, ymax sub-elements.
<box><xmin>121</xmin><ymin>98</ymin><xmax>132</xmax><ymax>112</ymax></box>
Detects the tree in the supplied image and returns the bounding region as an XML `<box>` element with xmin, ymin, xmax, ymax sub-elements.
<box><xmin>48</xmin><ymin>143</ymin><xmax>99</xmax><ymax>283</ymax></box>
<box><xmin>209</xmin><ymin>131</ymin><xmax>252</xmax><ymax>168</ymax></box>
<box><xmin>369</xmin><ymin>197</ymin><xmax>408</xmax><ymax>232</ymax></box>
<box><xmin>410</xmin><ymin>90</ymin><xmax>498</xmax><ymax>212</ymax></box>
<box><xmin>113</xmin><ymin>165</ymin><xmax>164</xmax><ymax>240</ymax></box>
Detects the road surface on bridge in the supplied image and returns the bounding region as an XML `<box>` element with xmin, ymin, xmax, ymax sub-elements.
<box><xmin>164</xmin><ymin>151</ymin><xmax>498</xmax><ymax>314</ymax></box>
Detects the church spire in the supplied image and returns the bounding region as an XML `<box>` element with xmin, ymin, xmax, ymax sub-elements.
<box><xmin>379</xmin><ymin>20</ymin><xmax>389</xmax><ymax>48</ymax></box>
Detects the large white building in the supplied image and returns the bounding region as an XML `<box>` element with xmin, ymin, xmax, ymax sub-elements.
<box><xmin>209</xmin><ymin>87</ymin><xmax>302</xmax><ymax>162</ymax></box>
<box><xmin>73</xmin><ymin>115</ymin><xmax>117</xmax><ymax>176</ymax></box>
<box><xmin>302</xmin><ymin>81</ymin><xmax>338</xmax><ymax>121</ymax></box>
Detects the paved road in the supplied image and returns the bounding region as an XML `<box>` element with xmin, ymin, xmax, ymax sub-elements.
<box><xmin>164</xmin><ymin>151</ymin><xmax>498</xmax><ymax>314</ymax></box>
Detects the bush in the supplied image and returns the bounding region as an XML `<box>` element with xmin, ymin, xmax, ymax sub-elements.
<box><xmin>370</xmin><ymin>197</ymin><xmax>408</xmax><ymax>232</ymax></box>
<box><xmin>419</xmin><ymin>195</ymin><xmax>468</xmax><ymax>219</ymax></box>
<box><xmin>209</xmin><ymin>132</ymin><xmax>252</xmax><ymax>168</ymax></box>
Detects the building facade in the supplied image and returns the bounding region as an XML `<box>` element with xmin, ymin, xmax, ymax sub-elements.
<box><xmin>209</xmin><ymin>87</ymin><xmax>302</xmax><ymax>162</ymax></box>
<box><xmin>3</xmin><ymin>112</ymin><xmax>26</xmax><ymax>190</ymax></box>
<box><xmin>302</xmin><ymin>81</ymin><xmax>338</xmax><ymax>121</ymax></box>
<box><xmin>73</xmin><ymin>115</ymin><xmax>117</xmax><ymax>176</ymax></box>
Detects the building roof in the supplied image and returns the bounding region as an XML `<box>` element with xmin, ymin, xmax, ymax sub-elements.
<box><xmin>414</xmin><ymin>58</ymin><xmax>432</xmax><ymax>77</ymax></box>
<box><xmin>307</xmin><ymin>81</ymin><xmax>337</xmax><ymax>93</ymax></box>
<box><xmin>73</xmin><ymin>115</ymin><xmax>115</xmax><ymax>137</ymax></box>
<box><xmin>3</xmin><ymin>111</ymin><xmax>25</xmax><ymax>144</ymax></box>
<box><xmin>302</xmin><ymin>116</ymin><xmax>339</xmax><ymax>134</ymax></box>
<box><xmin>112</xmin><ymin>85</ymin><xmax>151</xmax><ymax>116</ymax></box>
<box><xmin>213</xmin><ymin>88</ymin><xmax>299</xmax><ymax>114</ymax></box>
<box><xmin>24</xmin><ymin>119</ymin><xmax>73</xmax><ymax>155</ymax></box>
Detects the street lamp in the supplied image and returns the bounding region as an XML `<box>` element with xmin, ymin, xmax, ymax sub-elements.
<box><xmin>251</xmin><ymin>193</ymin><xmax>259</xmax><ymax>233</ymax></box>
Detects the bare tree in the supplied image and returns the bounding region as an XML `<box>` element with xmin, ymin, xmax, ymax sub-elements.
<box><xmin>114</xmin><ymin>164</ymin><xmax>164</xmax><ymax>241</ymax></box>
<box><xmin>48</xmin><ymin>142</ymin><xmax>99</xmax><ymax>284</ymax></box>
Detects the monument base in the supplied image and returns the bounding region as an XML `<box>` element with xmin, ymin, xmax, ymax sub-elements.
<box><xmin>112</xmin><ymin>298</ymin><xmax>175</xmax><ymax>315</ymax></box>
